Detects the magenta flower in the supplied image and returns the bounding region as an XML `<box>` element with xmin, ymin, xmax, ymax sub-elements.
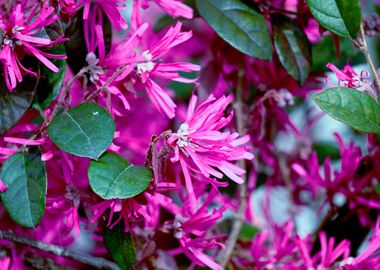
<box><xmin>162</xmin><ymin>189</ymin><xmax>226</xmax><ymax>270</ymax></box>
<box><xmin>327</xmin><ymin>63</ymin><xmax>376</xmax><ymax>98</ymax></box>
<box><xmin>168</xmin><ymin>94</ymin><xmax>253</xmax><ymax>209</ymax></box>
<box><xmin>0</xmin><ymin>3</ymin><xmax>66</xmax><ymax>90</ymax></box>
<box><xmin>81</xmin><ymin>0</ymin><xmax>128</xmax><ymax>31</ymax></box>
<box><xmin>132</xmin><ymin>0</ymin><xmax>193</xmax><ymax>29</ymax></box>
<box><xmin>136</xmin><ymin>22</ymin><xmax>200</xmax><ymax>118</ymax></box>
<box><xmin>0</xmin><ymin>179</ymin><xmax>7</xmax><ymax>192</ymax></box>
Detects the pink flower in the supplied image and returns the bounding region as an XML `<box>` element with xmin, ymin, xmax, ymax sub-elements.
<box><xmin>162</xmin><ymin>189</ymin><xmax>226</xmax><ymax>270</ymax></box>
<box><xmin>297</xmin><ymin>232</ymin><xmax>351</xmax><ymax>270</ymax></box>
<box><xmin>136</xmin><ymin>22</ymin><xmax>200</xmax><ymax>118</ymax></box>
<box><xmin>132</xmin><ymin>0</ymin><xmax>193</xmax><ymax>28</ymax></box>
<box><xmin>81</xmin><ymin>0</ymin><xmax>128</xmax><ymax>31</ymax></box>
<box><xmin>0</xmin><ymin>179</ymin><xmax>7</xmax><ymax>192</ymax></box>
<box><xmin>327</xmin><ymin>63</ymin><xmax>376</xmax><ymax>98</ymax></box>
<box><xmin>168</xmin><ymin>94</ymin><xmax>253</xmax><ymax>209</ymax></box>
<box><xmin>0</xmin><ymin>3</ymin><xmax>66</xmax><ymax>90</ymax></box>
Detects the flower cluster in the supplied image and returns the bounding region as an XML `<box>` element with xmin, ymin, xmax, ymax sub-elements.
<box><xmin>0</xmin><ymin>0</ymin><xmax>379</xmax><ymax>270</ymax></box>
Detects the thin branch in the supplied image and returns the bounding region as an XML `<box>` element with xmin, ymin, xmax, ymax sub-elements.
<box><xmin>0</xmin><ymin>230</ymin><xmax>119</xmax><ymax>270</ymax></box>
<box><xmin>358</xmin><ymin>23</ymin><xmax>380</xmax><ymax>96</ymax></box>
<box><xmin>85</xmin><ymin>65</ymin><xmax>129</xmax><ymax>101</ymax></box>
<box><xmin>48</xmin><ymin>67</ymin><xmax>88</xmax><ymax>123</ymax></box>
<box><xmin>217</xmin><ymin>67</ymin><xmax>248</xmax><ymax>268</ymax></box>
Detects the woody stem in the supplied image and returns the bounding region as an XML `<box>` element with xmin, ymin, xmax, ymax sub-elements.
<box><xmin>358</xmin><ymin>23</ymin><xmax>380</xmax><ymax>96</ymax></box>
<box><xmin>0</xmin><ymin>230</ymin><xmax>119</xmax><ymax>270</ymax></box>
<box><xmin>218</xmin><ymin>67</ymin><xmax>247</xmax><ymax>268</ymax></box>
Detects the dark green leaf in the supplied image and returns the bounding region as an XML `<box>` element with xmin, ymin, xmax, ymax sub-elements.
<box><xmin>34</xmin><ymin>45</ymin><xmax>67</xmax><ymax>109</ymax></box>
<box><xmin>375</xmin><ymin>183</ymin><xmax>380</xmax><ymax>194</ymax></box>
<box><xmin>239</xmin><ymin>223</ymin><xmax>260</xmax><ymax>240</ymax></box>
<box><xmin>104</xmin><ymin>223</ymin><xmax>136</xmax><ymax>270</ymax></box>
<box><xmin>314</xmin><ymin>142</ymin><xmax>341</xmax><ymax>163</ymax></box>
<box><xmin>0</xmin><ymin>153</ymin><xmax>47</xmax><ymax>228</ymax></box>
<box><xmin>311</xmin><ymin>35</ymin><xmax>365</xmax><ymax>73</ymax></box>
<box><xmin>306</xmin><ymin>0</ymin><xmax>361</xmax><ymax>38</ymax></box>
<box><xmin>47</xmin><ymin>103</ymin><xmax>115</xmax><ymax>159</ymax></box>
<box><xmin>88</xmin><ymin>153</ymin><xmax>152</xmax><ymax>199</ymax></box>
<box><xmin>0</xmin><ymin>72</ymin><xmax>39</xmax><ymax>135</ymax></box>
<box><xmin>313</xmin><ymin>88</ymin><xmax>380</xmax><ymax>133</ymax></box>
<box><xmin>273</xmin><ymin>14</ymin><xmax>311</xmax><ymax>85</ymax></box>
<box><xmin>196</xmin><ymin>0</ymin><xmax>272</xmax><ymax>60</ymax></box>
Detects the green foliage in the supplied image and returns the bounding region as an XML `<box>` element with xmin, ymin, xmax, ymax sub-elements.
<box><xmin>311</xmin><ymin>36</ymin><xmax>365</xmax><ymax>73</ymax></box>
<box><xmin>34</xmin><ymin>45</ymin><xmax>67</xmax><ymax>109</ymax></box>
<box><xmin>239</xmin><ymin>223</ymin><xmax>260</xmax><ymax>240</ymax></box>
<box><xmin>196</xmin><ymin>0</ymin><xmax>272</xmax><ymax>60</ymax></box>
<box><xmin>88</xmin><ymin>153</ymin><xmax>152</xmax><ymax>199</ymax></box>
<box><xmin>307</xmin><ymin>0</ymin><xmax>361</xmax><ymax>38</ymax></box>
<box><xmin>47</xmin><ymin>103</ymin><xmax>115</xmax><ymax>159</ymax></box>
<box><xmin>0</xmin><ymin>152</ymin><xmax>47</xmax><ymax>228</ymax></box>
<box><xmin>273</xmin><ymin>14</ymin><xmax>312</xmax><ymax>85</ymax></box>
<box><xmin>0</xmin><ymin>72</ymin><xmax>39</xmax><ymax>134</ymax></box>
<box><xmin>314</xmin><ymin>88</ymin><xmax>380</xmax><ymax>133</ymax></box>
<box><xmin>104</xmin><ymin>223</ymin><xmax>136</xmax><ymax>270</ymax></box>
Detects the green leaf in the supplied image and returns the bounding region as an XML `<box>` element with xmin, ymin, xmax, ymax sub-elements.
<box><xmin>0</xmin><ymin>152</ymin><xmax>47</xmax><ymax>228</ymax></box>
<box><xmin>273</xmin><ymin>14</ymin><xmax>312</xmax><ymax>85</ymax></box>
<box><xmin>0</xmin><ymin>72</ymin><xmax>39</xmax><ymax>135</ymax></box>
<box><xmin>88</xmin><ymin>153</ymin><xmax>152</xmax><ymax>199</ymax></box>
<box><xmin>306</xmin><ymin>0</ymin><xmax>361</xmax><ymax>38</ymax></box>
<box><xmin>313</xmin><ymin>88</ymin><xmax>380</xmax><ymax>133</ymax></box>
<box><xmin>314</xmin><ymin>142</ymin><xmax>341</xmax><ymax>163</ymax></box>
<box><xmin>34</xmin><ymin>45</ymin><xmax>67</xmax><ymax>109</ymax></box>
<box><xmin>311</xmin><ymin>35</ymin><xmax>365</xmax><ymax>73</ymax></box>
<box><xmin>239</xmin><ymin>223</ymin><xmax>260</xmax><ymax>240</ymax></box>
<box><xmin>104</xmin><ymin>223</ymin><xmax>136</xmax><ymax>270</ymax></box>
<box><xmin>196</xmin><ymin>0</ymin><xmax>272</xmax><ymax>60</ymax></box>
<box><xmin>47</xmin><ymin>103</ymin><xmax>115</xmax><ymax>159</ymax></box>
<box><xmin>375</xmin><ymin>183</ymin><xmax>380</xmax><ymax>194</ymax></box>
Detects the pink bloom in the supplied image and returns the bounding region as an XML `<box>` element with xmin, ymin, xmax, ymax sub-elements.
<box><xmin>59</xmin><ymin>0</ymin><xmax>80</xmax><ymax>15</ymax></box>
<box><xmin>0</xmin><ymin>3</ymin><xmax>66</xmax><ymax>90</ymax></box>
<box><xmin>168</xmin><ymin>94</ymin><xmax>253</xmax><ymax>209</ymax></box>
<box><xmin>136</xmin><ymin>22</ymin><xmax>200</xmax><ymax>118</ymax></box>
<box><xmin>81</xmin><ymin>0</ymin><xmax>128</xmax><ymax>31</ymax></box>
<box><xmin>132</xmin><ymin>0</ymin><xmax>193</xmax><ymax>28</ymax></box>
<box><xmin>327</xmin><ymin>63</ymin><xmax>376</xmax><ymax>98</ymax></box>
<box><xmin>162</xmin><ymin>189</ymin><xmax>225</xmax><ymax>270</ymax></box>
<box><xmin>0</xmin><ymin>179</ymin><xmax>7</xmax><ymax>192</ymax></box>
<box><xmin>297</xmin><ymin>232</ymin><xmax>350</xmax><ymax>270</ymax></box>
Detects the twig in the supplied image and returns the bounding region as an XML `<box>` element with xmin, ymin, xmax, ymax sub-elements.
<box><xmin>217</xmin><ymin>67</ymin><xmax>247</xmax><ymax>268</ymax></box>
<box><xmin>0</xmin><ymin>230</ymin><xmax>119</xmax><ymax>270</ymax></box>
<box><xmin>85</xmin><ymin>65</ymin><xmax>129</xmax><ymax>101</ymax></box>
<box><xmin>357</xmin><ymin>23</ymin><xmax>380</xmax><ymax>96</ymax></box>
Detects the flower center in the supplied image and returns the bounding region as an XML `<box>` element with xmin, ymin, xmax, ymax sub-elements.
<box><xmin>136</xmin><ymin>50</ymin><xmax>154</xmax><ymax>75</ymax></box>
<box><xmin>176</xmin><ymin>123</ymin><xmax>191</xmax><ymax>147</ymax></box>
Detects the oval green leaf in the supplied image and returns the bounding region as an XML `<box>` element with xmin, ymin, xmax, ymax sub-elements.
<box><xmin>47</xmin><ymin>103</ymin><xmax>115</xmax><ymax>159</ymax></box>
<box><xmin>306</xmin><ymin>0</ymin><xmax>361</xmax><ymax>38</ymax></box>
<box><xmin>273</xmin><ymin>14</ymin><xmax>312</xmax><ymax>85</ymax></box>
<box><xmin>0</xmin><ymin>153</ymin><xmax>47</xmax><ymax>228</ymax></box>
<box><xmin>88</xmin><ymin>153</ymin><xmax>152</xmax><ymax>199</ymax></box>
<box><xmin>104</xmin><ymin>223</ymin><xmax>136</xmax><ymax>270</ymax></box>
<box><xmin>0</xmin><ymin>72</ymin><xmax>39</xmax><ymax>134</ymax></box>
<box><xmin>313</xmin><ymin>88</ymin><xmax>380</xmax><ymax>133</ymax></box>
<box><xmin>196</xmin><ymin>0</ymin><xmax>272</xmax><ymax>60</ymax></box>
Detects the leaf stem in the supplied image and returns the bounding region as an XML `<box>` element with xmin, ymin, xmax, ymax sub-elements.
<box><xmin>0</xmin><ymin>230</ymin><xmax>119</xmax><ymax>270</ymax></box>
